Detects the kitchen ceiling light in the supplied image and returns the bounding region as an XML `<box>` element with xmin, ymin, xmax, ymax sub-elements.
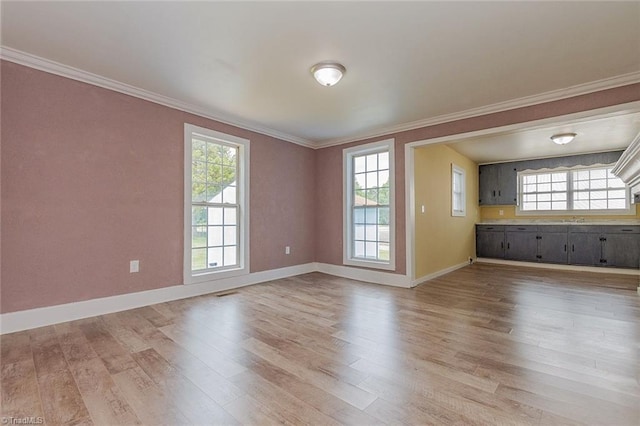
<box><xmin>311</xmin><ymin>62</ymin><xmax>346</xmax><ymax>87</ymax></box>
<box><xmin>550</xmin><ymin>132</ymin><xmax>577</xmax><ymax>145</ymax></box>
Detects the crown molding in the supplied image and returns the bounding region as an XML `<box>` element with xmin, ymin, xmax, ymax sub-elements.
<box><xmin>0</xmin><ymin>46</ymin><xmax>315</xmax><ymax>149</ymax></box>
<box><xmin>3</xmin><ymin>46</ymin><xmax>639</xmax><ymax>151</ymax></box>
<box><xmin>315</xmin><ymin>71</ymin><xmax>640</xmax><ymax>149</ymax></box>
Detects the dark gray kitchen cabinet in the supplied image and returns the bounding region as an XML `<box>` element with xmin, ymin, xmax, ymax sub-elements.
<box><xmin>505</xmin><ymin>226</ymin><xmax>538</xmax><ymax>262</ymax></box>
<box><xmin>568</xmin><ymin>232</ymin><xmax>602</xmax><ymax>266</ymax></box>
<box><xmin>602</xmin><ymin>227</ymin><xmax>640</xmax><ymax>269</ymax></box>
<box><xmin>478</xmin><ymin>164</ymin><xmax>517</xmax><ymax>205</ymax></box>
<box><xmin>476</xmin><ymin>225</ymin><xmax>505</xmax><ymax>258</ymax></box>
<box><xmin>538</xmin><ymin>228</ymin><xmax>568</xmax><ymax>264</ymax></box>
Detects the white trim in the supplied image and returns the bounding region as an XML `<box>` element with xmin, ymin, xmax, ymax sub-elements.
<box><xmin>315</xmin><ymin>263</ymin><xmax>410</xmax><ymax>288</ymax></box>
<box><xmin>342</xmin><ymin>139</ymin><xmax>396</xmax><ymax>271</ymax></box>
<box><xmin>405</xmin><ymin>145</ymin><xmax>416</xmax><ymax>283</ymax></box>
<box><xmin>411</xmin><ymin>262</ymin><xmax>471</xmax><ymax>287</ymax></box>
<box><xmin>612</xmin><ymin>130</ymin><xmax>640</xmax><ymax>193</ymax></box>
<box><xmin>2</xmin><ymin>46</ymin><xmax>638</xmax><ymax>151</ymax></box>
<box><xmin>0</xmin><ymin>263</ymin><xmax>316</xmax><ymax>335</ymax></box>
<box><xmin>0</xmin><ymin>46</ymin><xmax>314</xmax><ymax>149</ymax></box>
<box><xmin>476</xmin><ymin>257</ymin><xmax>640</xmax><ymax>276</ymax></box>
<box><xmin>183</xmin><ymin>124</ymin><xmax>251</xmax><ymax>284</ymax></box>
<box><xmin>316</xmin><ymin>72</ymin><xmax>640</xmax><ymax>148</ymax></box>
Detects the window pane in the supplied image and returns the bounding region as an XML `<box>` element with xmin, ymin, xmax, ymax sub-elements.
<box><xmin>590</xmin><ymin>169</ymin><xmax>606</xmax><ymax>179</ymax></box>
<box><xmin>192</xmin><ymin>206</ymin><xmax>207</xmax><ymax>225</ymax></box>
<box><xmin>224</xmin><ymin>226</ymin><xmax>237</xmax><ymax>246</ymax></box>
<box><xmin>551</xmin><ymin>193</ymin><xmax>566</xmax><ymax>201</ymax></box>
<box><xmin>192</xmin><ymin>182</ymin><xmax>207</xmax><ymax>202</ymax></box>
<box><xmin>224</xmin><ymin>207</ymin><xmax>237</xmax><ymax>225</ymax></box>
<box><xmin>524</xmin><ymin>175</ymin><xmax>536</xmax><ymax>184</ymax></box>
<box><xmin>354</xmin><ymin>156</ymin><xmax>366</xmax><ymax>174</ymax></box>
<box><xmin>365</xmin><ymin>225</ymin><xmax>377</xmax><ymax>241</ymax></box>
<box><xmin>207</xmin><ymin>183</ymin><xmax>223</xmax><ymax>201</ymax></box>
<box><xmin>354</xmin><ymin>208</ymin><xmax>365</xmax><ymax>224</ymax></box>
<box><xmin>223</xmin><ymin>185</ymin><xmax>237</xmax><ymax>204</ymax></box>
<box><xmin>365</xmin><ymin>242</ymin><xmax>377</xmax><ymax>258</ymax></box>
<box><xmin>366</xmin><ymin>171</ymin><xmax>378</xmax><ymax>188</ymax></box>
<box><xmin>551</xmin><ymin>202</ymin><xmax>567</xmax><ymax>210</ymax></box>
<box><xmin>366</xmin><ymin>154</ymin><xmax>377</xmax><ymax>171</ymax></box>
<box><xmin>522</xmin><ymin>202</ymin><xmax>536</xmax><ymax>211</ymax></box>
<box><xmin>538</xmin><ymin>193</ymin><xmax>551</xmax><ymax>202</ymax></box>
<box><xmin>378</xmin><ymin>152</ymin><xmax>389</xmax><ymax>170</ymax></box>
<box><xmin>223</xmin><ymin>246</ymin><xmax>237</xmax><ymax>266</ymax></box>
<box><xmin>192</xmin><ymin>139</ymin><xmax>207</xmax><ymax>161</ymax></box>
<box><xmin>524</xmin><ymin>184</ymin><xmax>536</xmax><ymax>193</ymax></box>
<box><xmin>365</xmin><ymin>208</ymin><xmax>377</xmax><ymax>224</ymax></box>
<box><xmin>537</xmin><ymin>174</ymin><xmax>551</xmax><ymax>183</ymax></box>
<box><xmin>538</xmin><ymin>202</ymin><xmax>551</xmax><ymax>210</ymax></box>
<box><xmin>591</xmin><ymin>179</ymin><xmax>606</xmax><ymax>190</ymax></box>
<box><xmin>192</xmin><ymin>249</ymin><xmax>206</xmax><ymax>270</ymax></box>
<box><xmin>208</xmin><ymin>207</ymin><xmax>223</xmax><ymax>225</ymax></box>
<box><xmin>608</xmin><ymin>189</ymin><xmax>626</xmax><ymax>199</ymax></box>
<box><xmin>208</xmin><ymin>247</ymin><xmax>223</xmax><ymax>268</ymax></box>
<box><xmin>365</xmin><ymin>189</ymin><xmax>378</xmax><ymax>205</ymax></box>
<box><xmin>207</xmin><ymin>226</ymin><xmax>223</xmax><ymax>247</ymax></box>
<box><xmin>192</xmin><ymin>227</ymin><xmax>206</xmax><ymax>248</ymax></box>
<box><xmin>221</xmin><ymin>145</ymin><xmax>237</xmax><ymax>166</ymax></box>
<box><xmin>609</xmin><ymin>177</ymin><xmax>625</xmax><ymax>188</ymax></box>
<box><xmin>552</xmin><ymin>182</ymin><xmax>566</xmax><ymax>191</ymax></box>
<box><xmin>609</xmin><ymin>199</ymin><xmax>626</xmax><ymax>209</ymax></box>
<box><xmin>574</xmin><ymin>200</ymin><xmax>589</xmax><ymax>210</ymax></box>
<box><xmin>551</xmin><ymin>173</ymin><xmax>566</xmax><ymax>182</ymax></box>
<box><xmin>354</xmin><ymin>225</ymin><xmax>365</xmax><ymax>240</ymax></box>
<box><xmin>378</xmin><ymin>207</ymin><xmax>390</xmax><ymax>225</ymax></box>
<box><xmin>378</xmin><ymin>225</ymin><xmax>390</xmax><ymax>243</ymax></box>
<box><xmin>354</xmin><ymin>241</ymin><xmax>365</xmax><ymax>258</ymax></box>
<box><xmin>354</xmin><ymin>173</ymin><xmax>366</xmax><ymax>190</ymax></box>
<box><xmin>538</xmin><ymin>183</ymin><xmax>551</xmax><ymax>192</ymax></box>
<box><xmin>591</xmin><ymin>199</ymin><xmax>607</xmax><ymax>209</ymax></box>
<box><xmin>378</xmin><ymin>170</ymin><xmax>390</xmax><ymax>188</ymax></box>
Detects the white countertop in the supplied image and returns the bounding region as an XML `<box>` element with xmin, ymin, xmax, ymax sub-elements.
<box><xmin>477</xmin><ymin>219</ymin><xmax>640</xmax><ymax>226</ymax></box>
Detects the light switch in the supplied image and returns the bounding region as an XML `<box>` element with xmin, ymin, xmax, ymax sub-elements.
<box><xmin>130</xmin><ymin>260</ymin><xmax>139</xmax><ymax>273</ymax></box>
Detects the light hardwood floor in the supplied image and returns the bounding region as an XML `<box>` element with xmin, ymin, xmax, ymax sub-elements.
<box><xmin>2</xmin><ymin>264</ymin><xmax>639</xmax><ymax>425</ymax></box>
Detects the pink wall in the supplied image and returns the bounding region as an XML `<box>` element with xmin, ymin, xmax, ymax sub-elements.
<box><xmin>0</xmin><ymin>61</ymin><xmax>316</xmax><ymax>313</ymax></box>
<box><xmin>2</xmin><ymin>58</ymin><xmax>639</xmax><ymax>314</ymax></box>
<box><xmin>314</xmin><ymin>83</ymin><xmax>640</xmax><ymax>275</ymax></box>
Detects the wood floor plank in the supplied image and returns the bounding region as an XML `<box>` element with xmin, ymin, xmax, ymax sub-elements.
<box><xmin>2</xmin><ymin>265</ymin><xmax>639</xmax><ymax>425</ymax></box>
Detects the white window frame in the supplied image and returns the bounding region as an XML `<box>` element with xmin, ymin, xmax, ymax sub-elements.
<box><xmin>516</xmin><ymin>164</ymin><xmax>636</xmax><ymax>216</ymax></box>
<box><xmin>184</xmin><ymin>123</ymin><xmax>250</xmax><ymax>284</ymax></box>
<box><xmin>343</xmin><ymin>139</ymin><xmax>395</xmax><ymax>271</ymax></box>
<box><xmin>451</xmin><ymin>164</ymin><xmax>466</xmax><ymax>217</ymax></box>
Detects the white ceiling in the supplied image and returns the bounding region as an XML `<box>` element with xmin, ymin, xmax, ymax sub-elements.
<box><xmin>447</xmin><ymin>111</ymin><xmax>640</xmax><ymax>164</ymax></box>
<box><xmin>1</xmin><ymin>1</ymin><xmax>639</xmax><ymax>147</ymax></box>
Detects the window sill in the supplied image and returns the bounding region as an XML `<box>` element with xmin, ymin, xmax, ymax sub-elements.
<box><xmin>185</xmin><ymin>266</ymin><xmax>249</xmax><ymax>285</ymax></box>
<box><xmin>515</xmin><ymin>204</ymin><xmax>637</xmax><ymax>217</ymax></box>
<box><xmin>343</xmin><ymin>258</ymin><xmax>396</xmax><ymax>271</ymax></box>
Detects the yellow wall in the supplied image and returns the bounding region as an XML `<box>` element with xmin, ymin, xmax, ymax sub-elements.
<box><xmin>480</xmin><ymin>205</ymin><xmax>640</xmax><ymax>221</ymax></box>
<box><xmin>414</xmin><ymin>145</ymin><xmax>479</xmax><ymax>279</ymax></box>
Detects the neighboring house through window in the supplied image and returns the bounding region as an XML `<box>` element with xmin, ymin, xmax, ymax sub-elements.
<box><xmin>184</xmin><ymin>124</ymin><xmax>250</xmax><ymax>284</ymax></box>
<box><xmin>343</xmin><ymin>139</ymin><xmax>395</xmax><ymax>270</ymax></box>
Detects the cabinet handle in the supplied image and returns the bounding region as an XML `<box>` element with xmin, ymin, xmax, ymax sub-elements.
<box><xmin>572</xmin><ymin>244</ymin><xmax>575</xmax><ymax>252</ymax></box>
<box><xmin>507</xmin><ymin>243</ymin><xmax>510</xmax><ymax>249</ymax></box>
<box><xmin>486</xmin><ymin>227</ymin><xmax>494</xmax><ymax>230</ymax></box>
<box><xmin>498</xmin><ymin>190</ymin><xmax>501</xmax><ymax>196</ymax></box>
<box><xmin>564</xmin><ymin>244</ymin><xmax>567</xmax><ymax>252</ymax></box>
<box><xmin>621</xmin><ymin>229</ymin><xmax>633</xmax><ymax>232</ymax></box>
<box><xmin>501</xmin><ymin>242</ymin><xmax>504</xmax><ymax>249</ymax></box>
<box><xmin>492</xmin><ymin>190</ymin><xmax>496</xmax><ymax>197</ymax></box>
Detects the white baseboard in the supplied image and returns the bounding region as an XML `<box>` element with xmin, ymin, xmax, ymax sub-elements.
<box><xmin>411</xmin><ymin>261</ymin><xmax>471</xmax><ymax>287</ymax></box>
<box><xmin>0</xmin><ymin>263</ymin><xmax>316</xmax><ymax>334</ymax></box>
<box><xmin>314</xmin><ymin>262</ymin><xmax>411</xmax><ymax>288</ymax></box>
<box><xmin>476</xmin><ymin>258</ymin><xmax>640</xmax><ymax>276</ymax></box>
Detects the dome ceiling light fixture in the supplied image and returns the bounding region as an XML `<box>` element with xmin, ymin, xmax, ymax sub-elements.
<box><xmin>550</xmin><ymin>132</ymin><xmax>577</xmax><ymax>145</ymax></box>
<box><xmin>310</xmin><ymin>61</ymin><xmax>346</xmax><ymax>87</ymax></box>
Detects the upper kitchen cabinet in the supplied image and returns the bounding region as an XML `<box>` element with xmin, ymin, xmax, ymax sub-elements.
<box><xmin>478</xmin><ymin>163</ymin><xmax>517</xmax><ymax>205</ymax></box>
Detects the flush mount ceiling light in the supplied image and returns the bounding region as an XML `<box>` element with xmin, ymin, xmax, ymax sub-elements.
<box><xmin>310</xmin><ymin>62</ymin><xmax>346</xmax><ymax>87</ymax></box>
<box><xmin>550</xmin><ymin>132</ymin><xmax>577</xmax><ymax>145</ymax></box>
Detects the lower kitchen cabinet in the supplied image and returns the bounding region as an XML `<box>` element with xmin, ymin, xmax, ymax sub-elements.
<box><xmin>568</xmin><ymin>232</ymin><xmax>602</xmax><ymax>266</ymax></box>
<box><xmin>538</xmin><ymin>231</ymin><xmax>568</xmax><ymax>264</ymax></box>
<box><xmin>476</xmin><ymin>225</ymin><xmax>505</xmax><ymax>258</ymax></box>
<box><xmin>477</xmin><ymin>224</ymin><xmax>640</xmax><ymax>269</ymax></box>
<box><xmin>505</xmin><ymin>227</ymin><xmax>538</xmax><ymax>262</ymax></box>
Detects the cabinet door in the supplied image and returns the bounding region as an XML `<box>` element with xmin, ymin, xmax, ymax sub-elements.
<box><xmin>568</xmin><ymin>233</ymin><xmax>602</xmax><ymax>266</ymax></box>
<box><xmin>476</xmin><ymin>231</ymin><xmax>505</xmax><ymax>259</ymax></box>
<box><xmin>505</xmin><ymin>231</ymin><xmax>538</xmax><ymax>261</ymax></box>
<box><xmin>538</xmin><ymin>232</ymin><xmax>568</xmax><ymax>264</ymax></box>
<box><xmin>479</xmin><ymin>165</ymin><xmax>498</xmax><ymax>205</ymax></box>
<box><xmin>497</xmin><ymin>164</ymin><xmax>518</xmax><ymax>205</ymax></box>
<box><xmin>603</xmin><ymin>234</ymin><xmax>640</xmax><ymax>268</ymax></box>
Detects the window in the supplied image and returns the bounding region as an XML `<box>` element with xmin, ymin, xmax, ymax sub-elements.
<box><xmin>184</xmin><ymin>124</ymin><xmax>249</xmax><ymax>283</ymax></box>
<box><xmin>343</xmin><ymin>139</ymin><xmax>395</xmax><ymax>270</ymax></box>
<box><xmin>452</xmin><ymin>164</ymin><xmax>466</xmax><ymax>217</ymax></box>
<box><xmin>518</xmin><ymin>165</ymin><xmax>633</xmax><ymax>214</ymax></box>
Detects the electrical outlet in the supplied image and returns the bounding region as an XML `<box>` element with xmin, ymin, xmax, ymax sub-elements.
<box><xmin>421</xmin><ymin>205</ymin><xmax>425</xmax><ymax>214</ymax></box>
<box><xmin>130</xmin><ymin>260</ymin><xmax>139</xmax><ymax>273</ymax></box>
<box><xmin>285</xmin><ymin>246</ymin><xmax>291</xmax><ymax>255</ymax></box>
<box><xmin>499</xmin><ymin>209</ymin><xmax>504</xmax><ymax>216</ymax></box>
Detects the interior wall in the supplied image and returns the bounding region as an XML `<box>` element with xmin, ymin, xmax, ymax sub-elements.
<box><xmin>413</xmin><ymin>145</ymin><xmax>479</xmax><ymax>279</ymax></box>
<box><xmin>313</xmin><ymin>83</ymin><xmax>640</xmax><ymax>275</ymax></box>
<box><xmin>0</xmin><ymin>61</ymin><xmax>316</xmax><ymax>313</ymax></box>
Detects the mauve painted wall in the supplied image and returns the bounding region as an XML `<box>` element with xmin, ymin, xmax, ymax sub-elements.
<box><xmin>314</xmin><ymin>83</ymin><xmax>640</xmax><ymax>275</ymax></box>
<box><xmin>1</xmin><ymin>61</ymin><xmax>315</xmax><ymax>313</ymax></box>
